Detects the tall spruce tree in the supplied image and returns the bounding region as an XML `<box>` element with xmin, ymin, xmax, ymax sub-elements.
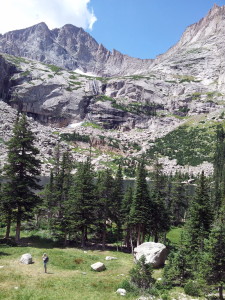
<box><xmin>203</xmin><ymin>205</ymin><xmax>225</xmax><ymax>300</ymax></box>
<box><xmin>112</xmin><ymin>164</ymin><xmax>124</xmax><ymax>247</ymax></box>
<box><xmin>68</xmin><ymin>158</ymin><xmax>96</xmax><ymax>247</ymax></box>
<box><xmin>3</xmin><ymin>114</ymin><xmax>41</xmax><ymax>242</ymax></box>
<box><xmin>1</xmin><ymin>182</ymin><xmax>16</xmax><ymax>238</ymax></box>
<box><xmin>96</xmin><ymin>168</ymin><xmax>114</xmax><ymax>250</ymax></box>
<box><xmin>214</xmin><ymin>124</ymin><xmax>225</xmax><ymax>212</ymax></box>
<box><xmin>50</xmin><ymin>151</ymin><xmax>73</xmax><ymax>244</ymax></box>
<box><xmin>129</xmin><ymin>160</ymin><xmax>151</xmax><ymax>247</ymax></box>
<box><xmin>186</xmin><ymin>171</ymin><xmax>213</xmax><ymax>253</ymax></box>
<box><xmin>150</xmin><ymin>160</ymin><xmax>170</xmax><ymax>242</ymax></box>
<box><xmin>170</xmin><ymin>174</ymin><xmax>188</xmax><ymax>226</ymax></box>
<box><xmin>40</xmin><ymin>170</ymin><xmax>55</xmax><ymax>228</ymax></box>
<box><xmin>121</xmin><ymin>186</ymin><xmax>133</xmax><ymax>249</ymax></box>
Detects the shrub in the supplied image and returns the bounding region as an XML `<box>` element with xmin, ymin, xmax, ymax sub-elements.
<box><xmin>119</xmin><ymin>279</ymin><xmax>135</xmax><ymax>293</ymax></box>
<box><xmin>129</xmin><ymin>255</ymin><xmax>155</xmax><ymax>290</ymax></box>
<box><xmin>161</xmin><ymin>293</ymin><xmax>172</xmax><ymax>300</ymax></box>
<box><xmin>184</xmin><ymin>280</ymin><xmax>202</xmax><ymax>297</ymax></box>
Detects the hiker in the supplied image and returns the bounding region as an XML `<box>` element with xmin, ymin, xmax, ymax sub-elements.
<box><xmin>42</xmin><ymin>253</ymin><xmax>49</xmax><ymax>273</ymax></box>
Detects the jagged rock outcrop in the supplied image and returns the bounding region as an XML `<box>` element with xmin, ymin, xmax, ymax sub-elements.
<box><xmin>1</xmin><ymin>5</ymin><xmax>225</xmax><ymax>126</ymax></box>
<box><xmin>0</xmin><ymin>23</ymin><xmax>153</xmax><ymax>76</ymax></box>
<box><xmin>0</xmin><ymin>55</ymin><xmax>17</xmax><ymax>100</ymax></box>
<box><xmin>152</xmin><ymin>4</ymin><xmax>225</xmax><ymax>92</ymax></box>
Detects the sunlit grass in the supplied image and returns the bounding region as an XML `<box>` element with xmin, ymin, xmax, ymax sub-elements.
<box><xmin>167</xmin><ymin>226</ymin><xmax>184</xmax><ymax>246</ymax></box>
<box><xmin>0</xmin><ymin>242</ymin><xmax>135</xmax><ymax>300</ymax></box>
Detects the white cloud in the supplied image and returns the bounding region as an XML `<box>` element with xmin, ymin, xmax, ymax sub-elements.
<box><xmin>0</xmin><ymin>0</ymin><xmax>97</xmax><ymax>34</ymax></box>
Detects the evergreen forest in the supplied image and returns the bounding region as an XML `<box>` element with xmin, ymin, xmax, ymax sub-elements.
<box><xmin>0</xmin><ymin>115</ymin><xmax>225</xmax><ymax>299</ymax></box>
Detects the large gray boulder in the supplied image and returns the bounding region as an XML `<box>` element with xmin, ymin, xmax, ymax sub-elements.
<box><xmin>20</xmin><ymin>253</ymin><xmax>33</xmax><ymax>264</ymax></box>
<box><xmin>91</xmin><ymin>262</ymin><xmax>106</xmax><ymax>272</ymax></box>
<box><xmin>134</xmin><ymin>242</ymin><xmax>167</xmax><ymax>268</ymax></box>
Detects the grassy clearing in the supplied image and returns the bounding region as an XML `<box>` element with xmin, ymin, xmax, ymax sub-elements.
<box><xmin>0</xmin><ymin>227</ymin><xmax>202</xmax><ymax>300</ymax></box>
<box><xmin>166</xmin><ymin>227</ymin><xmax>184</xmax><ymax>246</ymax></box>
<box><xmin>0</xmin><ymin>243</ymin><xmax>135</xmax><ymax>300</ymax></box>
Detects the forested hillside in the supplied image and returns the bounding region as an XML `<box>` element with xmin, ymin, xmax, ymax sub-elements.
<box><xmin>1</xmin><ymin>115</ymin><xmax>225</xmax><ymax>299</ymax></box>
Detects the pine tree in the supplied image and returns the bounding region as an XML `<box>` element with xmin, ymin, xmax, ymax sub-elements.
<box><xmin>0</xmin><ymin>169</ymin><xmax>15</xmax><ymax>238</ymax></box>
<box><xmin>170</xmin><ymin>174</ymin><xmax>188</xmax><ymax>226</ymax></box>
<box><xmin>41</xmin><ymin>170</ymin><xmax>55</xmax><ymax>228</ymax></box>
<box><xmin>50</xmin><ymin>151</ymin><xmax>73</xmax><ymax>244</ymax></box>
<box><xmin>129</xmin><ymin>160</ymin><xmax>151</xmax><ymax>246</ymax></box>
<box><xmin>3</xmin><ymin>114</ymin><xmax>41</xmax><ymax>242</ymax></box>
<box><xmin>186</xmin><ymin>171</ymin><xmax>213</xmax><ymax>253</ymax></box>
<box><xmin>1</xmin><ymin>182</ymin><xmax>16</xmax><ymax>238</ymax></box>
<box><xmin>150</xmin><ymin>160</ymin><xmax>170</xmax><ymax>242</ymax></box>
<box><xmin>96</xmin><ymin>168</ymin><xmax>114</xmax><ymax>250</ymax></box>
<box><xmin>121</xmin><ymin>186</ymin><xmax>133</xmax><ymax>249</ymax></box>
<box><xmin>213</xmin><ymin>124</ymin><xmax>225</xmax><ymax>212</ymax></box>
<box><xmin>203</xmin><ymin>205</ymin><xmax>225</xmax><ymax>300</ymax></box>
<box><xmin>129</xmin><ymin>255</ymin><xmax>155</xmax><ymax>290</ymax></box>
<box><xmin>112</xmin><ymin>164</ymin><xmax>124</xmax><ymax>248</ymax></box>
<box><xmin>163</xmin><ymin>231</ymin><xmax>191</xmax><ymax>285</ymax></box>
<box><xmin>68</xmin><ymin>158</ymin><xmax>96</xmax><ymax>247</ymax></box>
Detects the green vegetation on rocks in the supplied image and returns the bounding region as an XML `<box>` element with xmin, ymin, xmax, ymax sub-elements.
<box><xmin>147</xmin><ymin>123</ymin><xmax>218</xmax><ymax>166</ymax></box>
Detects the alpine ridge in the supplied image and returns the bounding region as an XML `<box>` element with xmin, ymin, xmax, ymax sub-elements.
<box><xmin>0</xmin><ymin>4</ymin><xmax>225</xmax><ymax>175</ymax></box>
<box><xmin>0</xmin><ymin>22</ymin><xmax>153</xmax><ymax>76</ymax></box>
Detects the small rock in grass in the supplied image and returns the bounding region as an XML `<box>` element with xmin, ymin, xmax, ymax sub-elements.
<box><xmin>20</xmin><ymin>253</ymin><xmax>33</xmax><ymax>264</ymax></box>
<box><xmin>105</xmin><ymin>256</ymin><xmax>117</xmax><ymax>261</ymax></box>
<box><xmin>91</xmin><ymin>262</ymin><xmax>106</xmax><ymax>272</ymax></box>
<box><xmin>116</xmin><ymin>288</ymin><xmax>126</xmax><ymax>296</ymax></box>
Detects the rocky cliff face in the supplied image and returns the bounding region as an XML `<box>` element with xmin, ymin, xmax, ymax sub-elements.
<box><xmin>0</xmin><ymin>23</ymin><xmax>153</xmax><ymax>76</ymax></box>
<box><xmin>0</xmin><ymin>5</ymin><xmax>225</xmax><ymax>175</ymax></box>
<box><xmin>152</xmin><ymin>4</ymin><xmax>225</xmax><ymax>91</ymax></box>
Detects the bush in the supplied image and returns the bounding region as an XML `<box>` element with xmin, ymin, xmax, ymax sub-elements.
<box><xmin>161</xmin><ymin>293</ymin><xmax>172</xmax><ymax>300</ymax></box>
<box><xmin>129</xmin><ymin>255</ymin><xmax>156</xmax><ymax>290</ymax></box>
<box><xmin>119</xmin><ymin>279</ymin><xmax>137</xmax><ymax>293</ymax></box>
<box><xmin>184</xmin><ymin>280</ymin><xmax>201</xmax><ymax>297</ymax></box>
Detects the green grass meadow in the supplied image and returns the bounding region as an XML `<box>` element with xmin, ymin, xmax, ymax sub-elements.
<box><xmin>0</xmin><ymin>243</ymin><xmax>135</xmax><ymax>300</ymax></box>
<box><xmin>0</xmin><ymin>227</ymin><xmax>201</xmax><ymax>300</ymax></box>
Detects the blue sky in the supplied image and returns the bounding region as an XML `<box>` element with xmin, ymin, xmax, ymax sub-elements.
<box><xmin>1</xmin><ymin>1</ymin><xmax>225</xmax><ymax>59</ymax></box>
<box><xmin>87</xmin><ymin>0</ymin><xmax>225</xmax><ymax>59</ymax></box>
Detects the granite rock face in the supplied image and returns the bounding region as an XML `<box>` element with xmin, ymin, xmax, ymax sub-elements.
<box><xmin>0</xmin><ymin>5</ymin><xmax>224</xmax><ymax>127</ymax></box>
<box><xmin>0</xmin><ymin>23</ymin><xmax>153</xmax><ymax>77</ymax></box>
<box><xmin>0</xmin><ymin>5</ymin><xmax>225</xmax><ymax>175</ymax></box>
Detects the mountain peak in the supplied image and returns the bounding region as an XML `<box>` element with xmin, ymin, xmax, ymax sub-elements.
<box><xmin>207</xmin><ymin>3</ymin><xmax>225</xmax><ymax>18</ymax></box>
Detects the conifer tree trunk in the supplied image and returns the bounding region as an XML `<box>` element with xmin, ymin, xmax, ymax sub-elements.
<box><xmin>5</xmin><ymin>215</ymin><xmax>11</xmax><ymax>239</ymax></box>
<box><xmin>154</xmin><ymin>231</ymin><xmax>159</xmax><ymax>243</ymax></box>
<box><xmin>81</xmin><ymin>227</ymin><xmax>86</xmax><ymax>248</ymax></box>
<box><xmin>219</xmin><ymin>286</ymin><xmax>223</xmax><ymax>300</ymax></box>
<box><xmin>137</xmin><ymin>224</ymin><xmax>141</xmax><ymax>246</ymax></box>
<box><xmin>15</xmin><ymin>211</ymin><xmax>21</xmax><ymax>242</ymax></box>
<box><xmin>64</xmin><ymin>232</ymin><xmax>68</xmax><ymax>247</ymax></box>
<box><xmin>130</xmin><ymin>230</ymin><xmax>134</xmax><ymax>254</ymax></box>
<box><xmin>102</xmin><ymin>221</ymin><xmax>106</xmax><ymax>250</ymax></box>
